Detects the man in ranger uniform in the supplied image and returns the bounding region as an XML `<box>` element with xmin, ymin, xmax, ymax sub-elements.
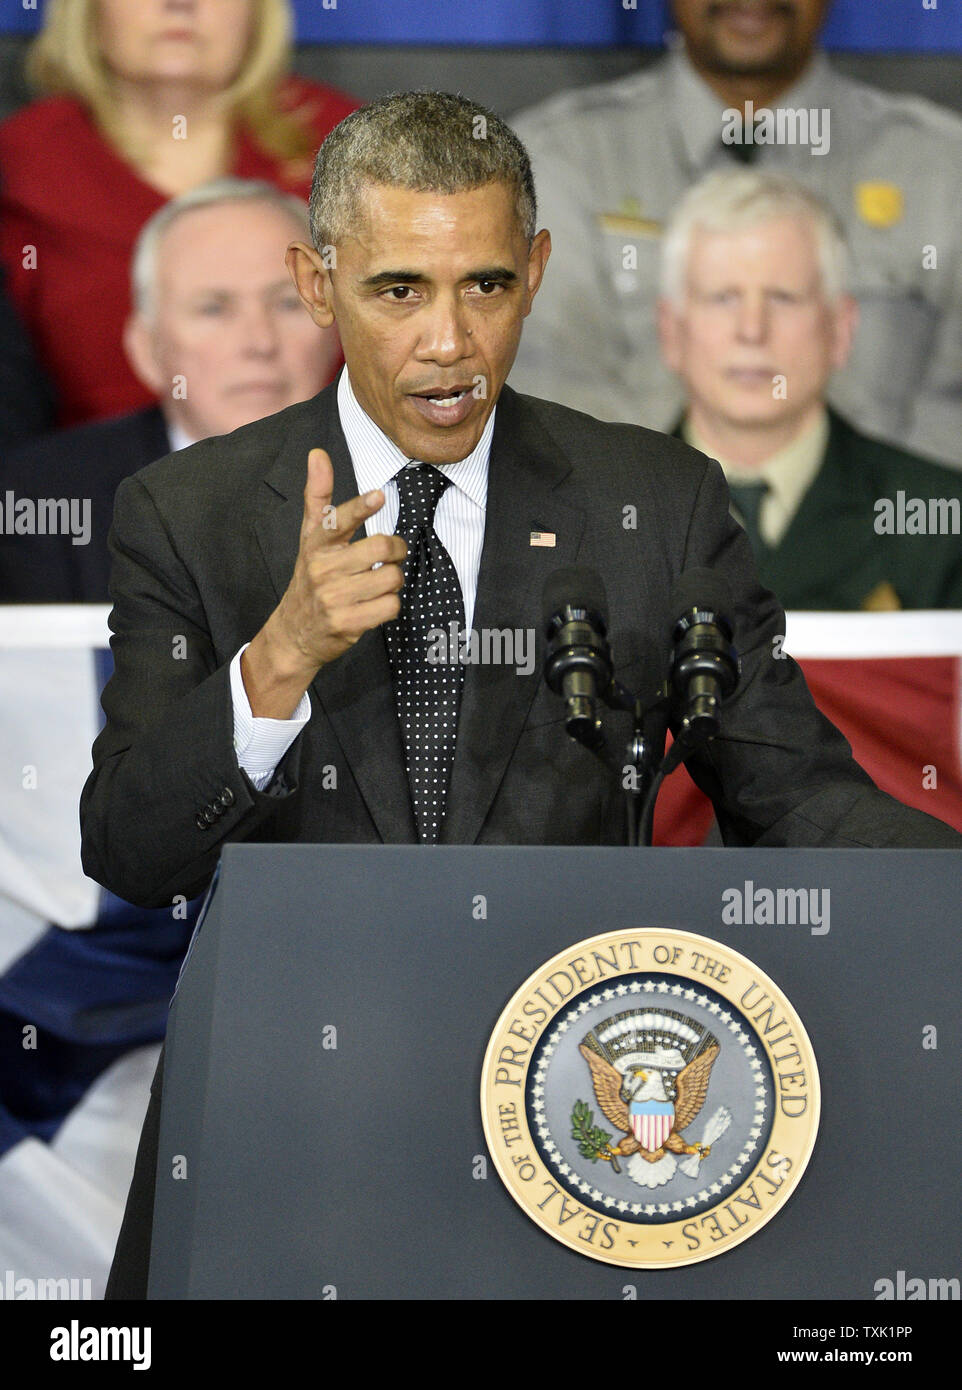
<box><xmin>512</xmin><ymin>0</ymin><xmax>962</xmax><ymax>468</ymax></box>
<box><xmin>656</xmin><ymin>169</ymin><xmax>962</xmax><ymax>610</ymax></box>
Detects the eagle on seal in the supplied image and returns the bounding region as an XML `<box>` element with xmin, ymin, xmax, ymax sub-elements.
<box><xmin>578</xmin><ymin>1040</ymin><xmax>719</xmax><ymax>1165</ymax></box>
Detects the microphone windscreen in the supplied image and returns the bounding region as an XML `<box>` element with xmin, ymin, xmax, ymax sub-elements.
<box><xmin>669</xmin><ymin>567</ymin><xmax>734</xmax><ymax>623</ymax></box>
<box><xmin>542</xmin><ymin>567</ymin><xmax>609</xmax><ymax>631</ymax></box>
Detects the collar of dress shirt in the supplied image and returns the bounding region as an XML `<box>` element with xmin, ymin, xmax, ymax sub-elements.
<box><xmin>166</xmin><ymin>419</ymin><xmax>197</xmax><ymax>454</ymax></box>
<box><xmin>336</xmin><ymin>367</ymin><xmax>493</xmax><ymax>510</ymax></box>
<box><xmin>683</xmin><ymin>406</ymin><xmax>829</xmax><ymax>546</ymax></box>
<box><xmin>667</xmin><ymin>45</ymin><xmax>833</xmax><ymax>174</ymax></box>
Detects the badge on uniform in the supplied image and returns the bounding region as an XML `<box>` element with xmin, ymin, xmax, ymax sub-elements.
<box><xmin>855</xmin><ymin>182</ymin><xmax>904</xmax><ymax>228</ymax></box>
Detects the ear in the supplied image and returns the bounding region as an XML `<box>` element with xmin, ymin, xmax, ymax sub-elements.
<box><xmin>287</xmin><ymin>241</ymin><xmax>336</xmax><ymax>329</ymax></box>
<box><xmin>829</xmin><ymin>292</ymin><xmax>858</xmax><ymax>371</ymax></box>
<box><xmin>523</xmin><ymin>229</ymin><xmax>551</xmax><ymax>317</ymax></box>
<box><xmin>123</xmin><ymin>314</ymin><xmax>164</xmax><ymax>395</ymax></box>
<box><xmin>656</xmin><ymin>295</ymin><xmax>683</xmax><ymax>373</ymax></box>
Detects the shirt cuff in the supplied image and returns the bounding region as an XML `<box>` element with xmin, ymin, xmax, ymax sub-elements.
<box><xmin>230</xmin><ymin>644</ymin><xmax>311</xmax><ymax>791</ymax></box>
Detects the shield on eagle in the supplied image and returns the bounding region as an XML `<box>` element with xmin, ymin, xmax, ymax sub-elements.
<box><xmin>630</xmin><ymin>1100</ymin><xmax>674</xmax><ymax>1152</ymax></box>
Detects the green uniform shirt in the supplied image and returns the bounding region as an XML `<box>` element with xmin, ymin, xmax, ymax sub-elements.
<box><xmin>681</xmin><ymin>409</ymin><xmax>962</xmax><ymax>610</ymax></box>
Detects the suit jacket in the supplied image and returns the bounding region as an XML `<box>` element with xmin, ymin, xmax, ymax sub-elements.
<box><xmin>674</xmin><ymin>410</ymin><xmax>962</xmax><ymax>612</ymax></box>
<box><xmin>80</xmin><ymin>379</ymin><xmax>958</xmax><ymax>917</ymax></box>
<box><xmin>0</xmin><ymin>407</ymin><xmax>169</xmax><ymax>602</ymax></box>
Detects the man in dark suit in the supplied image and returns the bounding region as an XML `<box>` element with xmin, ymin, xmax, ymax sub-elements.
<box><xmin>82</xmin><ymin>93</ymin><xmax>958</xmax><ymax>1298</ymax></box>
<box><xmin>657</xmin><ymin>169</ymin><xmax>962</xmax><ymax>611</ymax></box>
<box><xmin>0</xmin><ymin>178</ymin><xmax>340</xmax><ymax>603</ymax></box>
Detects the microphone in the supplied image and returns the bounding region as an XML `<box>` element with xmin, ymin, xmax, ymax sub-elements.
<box><xmin>668</xmin><ymin>568</ymin><xmax>739</xmax><ymax>744</ymax></box>
<box><xmin>542</xmin><ymin>567</ymin><xmax>614</xmax><ymax>746</ymax></box>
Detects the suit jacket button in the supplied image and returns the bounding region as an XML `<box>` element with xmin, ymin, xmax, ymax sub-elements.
<box><xmin>203</xmin><ymin>806</ymin><xmax>217</xmax><ymax>824</ymax></box>
<box><xmin>195</xmin><ymin>813</ymin><xmax>209</xmax><ymax>831</ymax></box>
<box><xmin>221</xmin><ymin>787</ymin><xmax>235</xmax><ymax>806</ymax></box>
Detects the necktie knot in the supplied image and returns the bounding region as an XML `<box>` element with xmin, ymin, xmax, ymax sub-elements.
<box><xmin>395</xmin><ymin>462</ymin><xmax>451</xmax><ymax>537</ymax></box>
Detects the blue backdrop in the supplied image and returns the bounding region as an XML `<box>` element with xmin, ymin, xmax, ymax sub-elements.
<box><xmin>1</xmin><ymin>0</ymin><xmax>960</xmax><ymax>51</ymax></box>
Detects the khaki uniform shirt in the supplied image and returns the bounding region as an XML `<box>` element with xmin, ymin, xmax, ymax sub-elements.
<box><xmin>512</xmin><ymin>48</ymin><xmax>962</xmax><ymax>468</ymax></box>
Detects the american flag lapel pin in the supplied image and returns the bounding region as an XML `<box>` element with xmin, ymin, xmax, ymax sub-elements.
<box><xmin>530</xmin><ymin>529</ymin><xmax>556</xmax><ymax>547</ymax></box>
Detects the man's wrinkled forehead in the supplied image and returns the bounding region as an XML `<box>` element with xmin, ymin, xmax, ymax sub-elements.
<box><xmin>329</xmin><ymin>181</ymin><xmax>529</xmax><ymax>280</ymax></box>
<box><xmin>330</xmin><ymin>178</ymin><xmax>528</xmax><ymax>253</ymax></box>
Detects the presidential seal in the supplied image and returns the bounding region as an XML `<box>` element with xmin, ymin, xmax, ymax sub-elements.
<box><xmin>480</xmin><ymin>930</ymin><xmax>819</xmax><ymax>1268</ymax></box>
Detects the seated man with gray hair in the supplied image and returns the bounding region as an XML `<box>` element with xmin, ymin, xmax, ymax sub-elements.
<box><xmin>657</xmin><ymin>169</ymin><xmax>962</xmax><ymax>610</ymax></box>
<box><xmin>0</xmin><ymin>178</ymin><xmax>341</xmax><ymax>602</ymax></box>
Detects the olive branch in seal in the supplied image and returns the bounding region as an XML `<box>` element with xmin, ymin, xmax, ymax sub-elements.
<box><xmin>571</xmin><ymin>1099</ymin><xmax>622</xmax><ymax>1173</ymax></box>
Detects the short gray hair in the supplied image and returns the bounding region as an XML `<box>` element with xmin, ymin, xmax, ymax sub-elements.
<box><xmin>131</xmin><ymin>177</ymin><xmax>310</xmax><ymax>319</ymax></box>
<box><xmin>309</xmin><ymin>90</ymin><xmax>537</xmax><ymax>248</ymax></box>
<box><xmin>660</xmin><ymin>169</ymin><xmax>849</xmax><ymax>303</ymax></box>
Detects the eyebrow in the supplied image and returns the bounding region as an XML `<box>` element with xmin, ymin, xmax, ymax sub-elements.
<box><xmin>359</xmin><ymin>266</ymin><xmax>519</xmax><ymax>288</ymax></box>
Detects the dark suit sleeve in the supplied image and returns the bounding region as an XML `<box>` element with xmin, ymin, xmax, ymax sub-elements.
<box><xmin>80</xmin><ymin>474</ymin><xmax>303</xmax><ymax>908</ymax></box>
<box><xmin>677</xmin><ymin>456</ymin><xmax>961</xmax><ymax>848</ymax></box>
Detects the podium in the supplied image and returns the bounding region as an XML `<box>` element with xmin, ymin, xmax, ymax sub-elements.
<box><xmin>147</xmin><ymin>845</ymin><xmax>960</xmax><ymax>1299</ymax></box>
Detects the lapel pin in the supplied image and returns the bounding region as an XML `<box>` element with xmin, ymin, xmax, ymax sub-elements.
<box><xmin>530</xmin><ymin>530</ymin><xmax>556</xmax><ymax>547</ymax></box>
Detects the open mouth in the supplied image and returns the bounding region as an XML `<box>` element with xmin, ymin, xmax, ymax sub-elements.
<box><xmin>415</xmin><ymin>388</ymin><xmax>470</xmax><ymax>406</ymax></box>
<box><xmin>409</xmin><ymin>387</ymin><xmax>476</xmax><ymax>426</ymax></box>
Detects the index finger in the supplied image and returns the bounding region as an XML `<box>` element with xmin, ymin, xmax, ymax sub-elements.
<box><xmin>300</xmin><ymin>448</ymin><xmax>386</xmax><ymax>547</ymax></box>
<box><xmin>306</xmin><ymin>484</ymin><xmax>388</xmax><ymax>548</ymax></box>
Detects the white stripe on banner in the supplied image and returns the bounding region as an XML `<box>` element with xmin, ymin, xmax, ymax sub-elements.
<box><xmin>0</xmin><ymin>1043</ymin><xmax>160</xmax><ymax>1299</ymax></box>
<box><xmin>0</xmin><ymin>605</ymin><xmax>111</xmax><ymax>649</ymax></box>
<box><xmin>0</xmin><ymin>646</ymin><xmax>102</xmax><ymax>939</ymax></box>
<box><xmin>785</xmin><ymin>610</ymin><xmax>962</xmax><ymax>659</ymax></box>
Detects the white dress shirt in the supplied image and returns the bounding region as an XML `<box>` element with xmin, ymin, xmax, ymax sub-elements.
<box><xmin>231</xmin><ymin>370</ymin><xmax>496</xmax><ymax>789</ymax></box>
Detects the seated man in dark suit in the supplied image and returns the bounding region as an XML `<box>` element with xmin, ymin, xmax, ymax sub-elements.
<box><xmin>0</xmin><ymin>178</ymin><xmax>340</xmax><ymax>602</ymax></box>
<box><xmin>78</xmin><ymin>92</ymin><xmax>959</xmax><ymax>1298</ymax></box>
<box><xmin>657</xmin><ymin>169</ymin><xmax>962</xmax><ymax>611</ymax></box>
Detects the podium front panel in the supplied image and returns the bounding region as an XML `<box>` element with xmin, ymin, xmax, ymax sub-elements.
<box><xmin>148</xmin><ymin>846</ymin><xmax>960</xmax><ymax>1299</ymax></box>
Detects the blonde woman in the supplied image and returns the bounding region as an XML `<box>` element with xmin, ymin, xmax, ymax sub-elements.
<box><xmin>0</xmin><ymin>0</ymin><xmax>356</xmax><ymax>426</ymax></box>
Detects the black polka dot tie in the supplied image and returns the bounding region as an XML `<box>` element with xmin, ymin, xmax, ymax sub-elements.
<box><xmin>384</xmin><ymin>462</ymin><xmax>465</xmax><ymax>843</ymax></box>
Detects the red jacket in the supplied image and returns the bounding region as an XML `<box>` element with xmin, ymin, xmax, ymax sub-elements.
<box><xmin>0</xmin><ymin>77</ymin><xmax>357</xmax><ymax>427</ymax></box>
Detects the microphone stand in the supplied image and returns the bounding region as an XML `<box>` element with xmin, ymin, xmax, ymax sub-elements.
<box><xmin>566</xmin><ymin>675</ymin><xmax>731</xmax><ymax>848</ymax></box>
<box><xmin>565</xmin><ymin>679</ymin><xmax>672</xmax><ymax>848</ymax></box>
<box><xmin>545</xmin><ymin>576</ymin><xmax>738</xmax><ymax>846</ymax></box>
